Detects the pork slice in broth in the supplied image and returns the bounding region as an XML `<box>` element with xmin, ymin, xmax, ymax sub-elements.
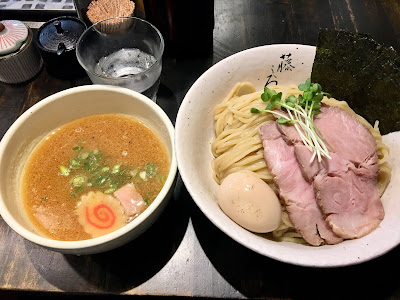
<box><xmin>114</xmin><ymin>183</ymin><xmax>146</xmax><ymax>217</ymax></box>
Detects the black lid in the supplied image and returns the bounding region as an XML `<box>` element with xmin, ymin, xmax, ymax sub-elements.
<box><xmin>36</xmin><ymin>16</ymin><xmax>86</xmax><ymax>53</ymax></box>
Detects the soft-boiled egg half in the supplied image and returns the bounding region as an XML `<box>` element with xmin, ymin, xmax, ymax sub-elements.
<box><xmin>217</xmin><ymin>171</ymin><xmax>282</xmax><ymax>233</ymax></box>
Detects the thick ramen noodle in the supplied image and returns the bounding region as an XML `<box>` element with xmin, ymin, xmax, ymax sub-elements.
<box><xmin>211</xmin><ymin>82</ymin><xmax>391</xmax><ymax>244</ymax></box>
<box><xmin>21</xmin><ymin>114</ymin><xmax>170</xmax><ymax>241</ymax></box>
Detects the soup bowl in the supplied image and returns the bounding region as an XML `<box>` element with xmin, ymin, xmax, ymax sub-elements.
<box><xmin>175</xmin><ymin>44</ymin><xmax>400</xmax><ymax>267</ymax></box>
<box><xmin>0</xmin><ymin>85</ymin><xmax>177</xmax><ymax>255</ymax></box>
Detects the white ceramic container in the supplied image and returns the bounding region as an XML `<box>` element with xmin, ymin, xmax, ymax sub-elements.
<box><xmin>0</xmin><ymin>85</ymin><xmax>177</xmax><ymax>255</ymax></box>
<box><xmin>175</xmin><ymin>44</ymin><xmax>400</xmax><ymax>267</ymax></box>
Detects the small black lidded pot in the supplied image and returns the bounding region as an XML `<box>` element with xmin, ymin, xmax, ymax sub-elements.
<box><xmin>35</xmin><ymin>16</ymin><xmax>87</xmax><ymax>78</ymax></box>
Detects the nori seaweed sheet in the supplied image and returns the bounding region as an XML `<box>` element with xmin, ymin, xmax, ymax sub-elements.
<box><xmin>354</xmin><ymin>45</ymin><xmax>399</xmax><ymax>84</ymax></box>
<box><xmin>355</xmin><ymin>73</ymin><xmax>400</xmax><ymax>134</ymax></box>
<box><xmin>311</xmin><ymin>29</ymin><xmax>400</xmax><ymax>134</ymax></box>
<box><xmin>312</xmin><ymin>29</ymin><xmax>383</xmax><ymax>101</ymax></box>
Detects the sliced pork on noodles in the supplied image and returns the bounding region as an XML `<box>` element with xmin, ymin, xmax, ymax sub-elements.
<box><xmin>311</xmin><ymin>105</ymin><xmax>384</xmax><ymax>239</ymax></box>
<box><xmin>260</xmin><ymin>104</ymin><xmax>384</xmax><ymax>244</ymax></box>
<box><xmin>259</xmin><ymin>122</ymin><xmax>342</xmax><ymax>246</ymax></box>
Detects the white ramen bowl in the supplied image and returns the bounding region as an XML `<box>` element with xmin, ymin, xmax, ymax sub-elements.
<box><xmin>175</xmin><ymin>44</ymin><xmax>400</xmax><ymax>267</ymax></box>
<box><xmin>0</xmin><ymin>85</ymin><xmax>177</xmax><ymax>255</ymax></box>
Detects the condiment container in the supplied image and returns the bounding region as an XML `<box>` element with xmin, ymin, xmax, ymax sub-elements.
<box><xmin>0</xmin><ymin>20</ymin><xmax>43</xmax><ymax>84</ymax></box>
<box><xmin>35</xmin><ymin>16</ymin><xmax>87</xmax><ymax>78</ymax></box>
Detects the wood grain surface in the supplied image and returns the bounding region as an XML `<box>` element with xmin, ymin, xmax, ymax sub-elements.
<box><xmin>1</xmin><ymin>0</ymin><xmax>400</xmax><ymax>299</ymax></box>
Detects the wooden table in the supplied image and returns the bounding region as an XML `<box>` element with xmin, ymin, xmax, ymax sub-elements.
<box><xmin>1</xmin><ymin>0</ymin><xmax>400</xmax><ymax>298</ymax></box>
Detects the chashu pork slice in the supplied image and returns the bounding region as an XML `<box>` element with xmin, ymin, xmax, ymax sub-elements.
<box><xmin>314</xmin><ymin>171</ymin><xmax>383</xmax><ymax>239</ymax></box>
<box><xmin>313</xmin><ymin>105</ymin><xmax>384</xmax><ymax>239</ymax></box>
<box><xmin>259</xmin><ymin>122</ymin><xmax>342</xmax><ymax>246</ymax></box>
<box><xmin>277</xmin><ymin>104</ymin><xmax>384</xmax><ymax>239</ymax></box>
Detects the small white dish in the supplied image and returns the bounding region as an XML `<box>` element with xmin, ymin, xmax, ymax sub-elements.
<box><xmin>0</xmin><ymin>85</ymin><xmax>177</xmax><ymax>255</ymax></box>
<box><xmin>175</xmin><ymin>44</ymin><xmax>400</xmax><ymax>267</ymax></box>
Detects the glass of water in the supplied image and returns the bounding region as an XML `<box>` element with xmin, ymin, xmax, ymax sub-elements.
<box><xmin>76</xmin><ymin>17</ymin><xmax>164</xmax><ymax>101</ymax></box>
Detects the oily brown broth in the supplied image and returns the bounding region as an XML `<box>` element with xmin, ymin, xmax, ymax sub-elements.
<box><xmin>21</xmin><ymin>113</ymin><xmax>170</xmax><ymax>241</ymax></box>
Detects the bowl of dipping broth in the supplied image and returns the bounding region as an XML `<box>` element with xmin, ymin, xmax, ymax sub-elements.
<box><xmin>175</xmin><ymin>44</ymin><xmax>400</xmax><ymax>267</ymax></box>
<box><xmin>0</xmin><ymin>85</ymin><xmax>177</xmax><ymax>255</ymax></box>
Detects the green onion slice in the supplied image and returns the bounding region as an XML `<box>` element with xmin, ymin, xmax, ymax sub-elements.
<box><xmin>145</xmin><ymin>163</ymin><xmax>158</xmax><ymax>178</ymax></box>
<box><xmin>72</xmin><ymin>175</ymin><xmax>86</xmax><ymax>187</ymax></box>
<box><xmin>60</xmin><ymin>165</ymin><xmax>70</xmax><ymax>176</ymax></box>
